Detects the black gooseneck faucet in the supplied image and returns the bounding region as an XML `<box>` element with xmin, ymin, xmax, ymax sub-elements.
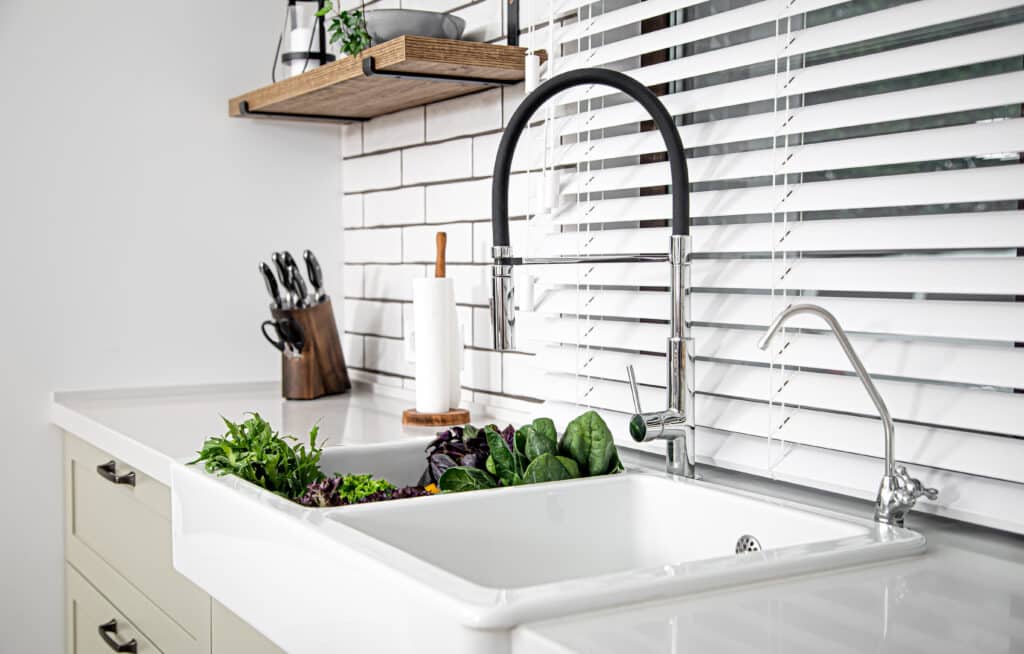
<box><xmin>489</xmin><ymin>67</ymin><xmax>698</xmax><ymax>477</ymax></box>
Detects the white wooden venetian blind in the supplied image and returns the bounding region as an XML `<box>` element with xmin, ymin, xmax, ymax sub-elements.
<box><xmin>511</xmin><ymin>0</ymin><xmax>1024</xmax><ymax>533</ymax></box>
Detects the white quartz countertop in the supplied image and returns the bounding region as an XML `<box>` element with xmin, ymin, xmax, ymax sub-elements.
<box><xmin>50</xmin><ymin>381</ymin><xmax>499</xmax><ymax>486</ymax></box>
<box><xmin>51</xmin><ymin>382</ymin><xmax>1024</xmax><ymax>653</ymax></box>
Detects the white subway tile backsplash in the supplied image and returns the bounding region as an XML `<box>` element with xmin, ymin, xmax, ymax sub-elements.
<box><xmin>364</xmin><ymin>335</ymin><xmax>413</xmax><ymax>377</ymax></box>
<box><xmin>472</xmin><ymin>130</ymin><xmax>544</xmax><ymax>177</ymax></box>
<box><xmin>426</xmin><ymin>89</ymin><xmax>502</xmax><ymax>142</ymax></box>
<box><xmin>402</xmin><ymin>139</ymin><xmax>472</xmax><ymax>185</ymax></box>
<box><xmin>364</xmin><ymin>106</ymin><xmax>425</xmax><ymax>153</ymax></box>
<box><xmin>455</xmin><ymin>0</ymin><xmax>504</xmax><ymax>43</ymax></box>
<box><xmin>344</xmin><ymin>151</ymin><xmax>401</xmax><ymax>192</ymax></box>
<box><xmin>426</xmin><ymin>179</ymin><xmax>490</xmax><ymax>223</ymax></box>
<box><xmin>363</xmin><ymin>186</ymin><xmax>425</xmax><ymax>226</ymax></box>
<box><xmin>345</xmin><ymin>228</ymin><xmax>402</xmax><ymax>263</ymax></box>
<box><xmin>341</xmin><ymin>123</ymin><xmax>363</xmax><ymax>157</ymax></box>
<box><xmin>343</xmin><ymin>264</ymin><xmax>364</xmax><ymax>297</ymax></box>
<box><xmin>502</xmin><ymin>352</ymin><xmax>538</xmax><ymax>398</ymax></box>
<box><xmin>472</xmin><ymin>307</ymin><xmax>491</xmax><ymax>348</ymax></box>
<box><xmin>403</xmin><ymin>223</ymin><xmax>472</xmax><ymax>263</ymax></box>
<box><xmin>342</xmin><ymin>193</ymin><xmax>363</xmax><ymax>228</ymax></box>
<box><xmin>447</xmin><ymin>264</ymin><xmax>489</xmax><ymax>305</ymax></box>
<box><xmin>345</xmin><ymin>299</ymin><xmax>403</xmax><ymax>337</ymax></box>
<box><xmin>343</xmin><ymin>333</ymin><xmax>364</xmax><ymax>368</ymax></box>
<box><xmin>364</xmin><ymin>264</ymin><xmax>427</xmax><ymax>301</ymax></box>
<box><xmin>464</xmin><ymin>348</ymin><xmax>502</xmax><ymax>393</ymax></box>
<box><xmin>502</xmin><ymin>84</ymin><xmax>525</xmax><ymax>127</ymax></box>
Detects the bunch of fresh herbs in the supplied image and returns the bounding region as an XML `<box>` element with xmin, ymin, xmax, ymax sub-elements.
<box><xmin>189</xmin><ymin>413</ymin><xmax>326</xmax><ymax>501</ymax></box>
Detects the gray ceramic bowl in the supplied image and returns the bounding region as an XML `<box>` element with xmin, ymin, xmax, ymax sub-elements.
<box><xmin>364</xmin><ymin>9</ymin><xmax>467</xmax><ymax>44</ymax></box>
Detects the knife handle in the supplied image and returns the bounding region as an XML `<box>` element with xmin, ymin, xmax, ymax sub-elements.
<box><xmin>304</xmin><ymin>250</ymin><xmax>325</xmax><ymax>301</ymax></box>
<box><xmin>259</xmin><ymin>262</ymin><xmax>282</xmax><ymax>308</ymax></box>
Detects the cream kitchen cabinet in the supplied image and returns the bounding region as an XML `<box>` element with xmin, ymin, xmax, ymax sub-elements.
<box><xmin>64</xmin><ymin>432</ymin><xmax>283</xmax><ymax>654</ymax></box>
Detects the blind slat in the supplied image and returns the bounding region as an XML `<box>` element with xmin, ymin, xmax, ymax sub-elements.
<box><xmin>521</xmin><ymin>316</ymin><xmax>1024</xmax><ymax>387</ymax></box>
<box><xmin>560</xmin><ymin>118</ymin><xmax>1024</xmax><ymax>190</ymax></box>
<box><xmin>554</xmin><ymin>25</ymin><xmax>1024</xmax><ymax>137</ymax></box>
<box><xmin>533</xmin><ymin>288</ymin><xmax>1024</xmax><ymax>342</ymax></box>
<box><xmin>555</xmin><ymin>166</ymin><xmax>1024</xmax><ymax>224</ymax></box>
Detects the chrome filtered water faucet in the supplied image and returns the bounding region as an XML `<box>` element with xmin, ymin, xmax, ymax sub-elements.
<box><xmin>758</xmin><ymin>303</ymin><xmax>939</xmax><ymax>527</ymax></box>
<box><xmin>488</xmin><ymin>67</ymin><xmax>697</xmax><ymax>478</ymax></box>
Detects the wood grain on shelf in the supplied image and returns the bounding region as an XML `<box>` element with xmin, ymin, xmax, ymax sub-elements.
<box><xmin>229</xmin><ymin>36</ymin><xmax>537</xmax><ymax>122</ymax></box>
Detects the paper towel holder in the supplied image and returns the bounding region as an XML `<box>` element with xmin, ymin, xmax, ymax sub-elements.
<box><xmin>402</xmin><ymin>231</ymin><xmax>472</xmax><ymax>428</ymax></box>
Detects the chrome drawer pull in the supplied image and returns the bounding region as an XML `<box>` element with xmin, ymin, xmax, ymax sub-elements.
<box><xmin>98</xmin><ymin>619</ymin><xmax>137</xmax><ymax>653</ymax></box>
<box><xmin>96</xmin><ymin>461</ymin><xmax>136</xmax><ymax>487</ymax></box>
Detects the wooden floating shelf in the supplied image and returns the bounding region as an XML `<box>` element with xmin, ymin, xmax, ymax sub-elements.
<box><xmin>229</xmin><ymin>36</ymin><xmax>539</xmax><ymax>124</ymax></box>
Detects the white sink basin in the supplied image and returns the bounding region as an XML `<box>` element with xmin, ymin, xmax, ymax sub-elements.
<box><xmin>172</xmin><ymin>454</ymin><xmax>924</xmax><ymax>653</ymax></box>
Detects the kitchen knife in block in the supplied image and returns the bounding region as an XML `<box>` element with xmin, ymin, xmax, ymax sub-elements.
<box><xmin>270</xmin><ymin>298</ymin><xmax>350</xmax><ymax>400</ymax></box>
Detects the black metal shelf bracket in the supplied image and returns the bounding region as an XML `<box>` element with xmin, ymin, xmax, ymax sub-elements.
<box><xmin>508</xmin><ymin>0</ymin><xmax>520</xmax><ymax>47</ymax></box>
<box><xmin>360</xmin><ymin>56</ymin><xmax>520</xmax><ymax>86</ymax></box>
<box><xmin>237</xmin><ymin>100</ymin><xmax>368</xmax><ymax>124</ymax></box>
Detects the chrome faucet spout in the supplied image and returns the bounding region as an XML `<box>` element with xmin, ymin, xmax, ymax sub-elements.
<box><xmin>758</xmin><ymin>303</ymin><xmax>938</xmax><ymax>527</ymax></box>
<box><xmin>488</xmin><ymin>67</ymin><xmax>696</xmax><ymax>477</ymax></box>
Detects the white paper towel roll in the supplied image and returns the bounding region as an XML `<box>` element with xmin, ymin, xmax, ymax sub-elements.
<box><xmin>412</xmin><ymin>278</ymin><xmax>453</xmax><ymax>413</ymax></box>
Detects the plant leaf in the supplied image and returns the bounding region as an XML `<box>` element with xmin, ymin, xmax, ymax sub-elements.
<box><xmin>438</xmin><ymin>466</ymin><xmax>497</xmax><ymax>493</ymax></box>
<box><xmin>525</xmin><ymin>424</ymin><xmax>557</xmax><ymax>460</ymax></box>
<box><xmin>560</xmin><ymin>410</ymin><xmax>616</xmax><ymax>476</ymax></box>
<box><xmin>522</xmin><ymin>453</ymin><xmax>575</xmax><ymax>484</ymax></box>
<box><xmin>486</xmin><ymin>428</ymin><xmax>520</xmax><ymax>486</ymax></box>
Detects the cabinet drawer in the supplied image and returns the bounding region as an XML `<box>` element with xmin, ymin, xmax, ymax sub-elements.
<box><xmin>66</xmin><ymin>564</ymin><xmax>162</xmax><ymax>654</ymax></box>
<box><xmin>64</xmin><ymin>434</ymin><xmax>209</xmax><ymax>652</ymax></box>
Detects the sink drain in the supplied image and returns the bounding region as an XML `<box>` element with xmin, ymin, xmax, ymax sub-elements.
<box><xmin>735</xmin><ymin>534</ymin><xmax>762</xmax><ymax>554</ymax></box>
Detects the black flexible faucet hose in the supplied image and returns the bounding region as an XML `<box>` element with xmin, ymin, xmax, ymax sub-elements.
<box><xmin>491</xmin><ymin>67</ymin><xmax>691</xmax><ymax>246</ymax></box>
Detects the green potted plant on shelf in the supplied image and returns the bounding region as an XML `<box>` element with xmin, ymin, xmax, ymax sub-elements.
<box><xmin>316</xmin><ymin>1</ymin><xmax>371</xmax><ymax>57</ymax></box>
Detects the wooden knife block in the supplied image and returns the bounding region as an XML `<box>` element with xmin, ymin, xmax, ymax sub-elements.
<box><xmin>270</xmin><ymin>299</ymin><xmax>351</xmax><ymax>400</ymax></box>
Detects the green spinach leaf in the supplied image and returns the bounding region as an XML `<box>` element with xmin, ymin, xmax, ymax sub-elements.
<box><xmin>486</xmin><ymin>427</ymin><xmax>521</xmax><ymax>486</ymax></box>
<box><xmin>438</xmin><ymin>466</ymin><xmax>498</xmax><ymax>492</ymax></box>
<box><xmin>522</xmin><ymin>453</ymin><xmax>576</xmax><ymax>484</ymax></box>
<box><xmin>525</xmin><ymin>424</ymin><xmax>558</xmax><ymax>460</ymax></box>
<box><xmin>560</xmin><ymin>410</ymin><xmax>616</xmax><ymax>476</ymax></box>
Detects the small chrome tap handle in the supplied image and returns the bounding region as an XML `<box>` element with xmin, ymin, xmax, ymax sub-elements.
<box><xmin>895</xmin><ymin>465</ymin><xmax>939</xmax><ymax>502</ymax></box>
<box><xmin>626</xmin><ymin>365</ymin><xmax>643</xmax><ymax>414</ymax></box>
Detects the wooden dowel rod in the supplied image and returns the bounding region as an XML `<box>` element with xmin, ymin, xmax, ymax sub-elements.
<box><xmin>435</xmin><ymin>232</ymin><xmax>447</xmax><ymax>278</ymax></box>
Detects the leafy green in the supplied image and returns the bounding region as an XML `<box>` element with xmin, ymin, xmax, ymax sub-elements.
<box><xmin>438</xmin><ymin>466</ymin><xmax>498</xmax><ymax>492</ymax></box>
<box><xmin>522</xmin><ymin>453</ymin><xmax>578</xmax><ymax>484</ymax></box>
<box><xmin>189</xmin><ymin>413</ymin><xmax>325</xmax><ymax>500</ymax></box>
<box><xmin>485</xmin><ymin>427</ymin><xmax>521</xmax><ymax>487</ymax></box>
<box><xmin>436</xmin><ymin>410</ymin><xmax>624</xmax><ymax>494</ymax></box>
<box><xmin>335</xmin><ymin>474</ymin><xmax>395</xmax><ymax>504</ymax></box>
<box><xmin>532</xmin><ymin>418</ymin><xmax>557</xmax><ymax>443</ymax></box>
<box><xmin>524</xmin><ymin>423</ymin><xmax>558</xmax><ymax>460</ymax></box>
<box><xmin>560</xmin><ymin>410</ymin><xmax>616</xmax><ymax>476</ymax></box>
<box><xmin>557</xmin><ymin>455</ymin><xmax>581</xmax><ymax>478</ymax></box>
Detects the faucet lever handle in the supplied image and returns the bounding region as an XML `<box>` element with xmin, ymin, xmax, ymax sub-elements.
<box><xmin>894</xmin><ymin>464</ymin><xmax>939</xmax><ymax>502</ymax></box>
<box><xmin>626</xmin><ymin>365</ymin><xmax>642</xmax><ymax>414</ymax></box>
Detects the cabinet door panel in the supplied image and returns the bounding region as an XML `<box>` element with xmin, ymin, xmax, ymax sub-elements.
<box><xmin>67</xmin><ymin>564</ymin><xmax>163</xmax><ymax>654</ymax></box>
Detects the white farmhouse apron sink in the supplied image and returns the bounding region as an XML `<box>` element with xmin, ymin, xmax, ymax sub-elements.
<box><xmin>171</xmin><ymin>443</ymin><xmax>925</xmax><ymax>654</ymax></box>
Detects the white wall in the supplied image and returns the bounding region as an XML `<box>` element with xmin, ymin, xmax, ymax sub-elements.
<box><xmin>0</xmin><ymin>1</ymin><xmax>342</xmax><ymax>650</ymax></box>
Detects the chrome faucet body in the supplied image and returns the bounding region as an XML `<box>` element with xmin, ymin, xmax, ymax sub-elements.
<box><xmin>758</xmin><ymin>303</ymin><xmax>938</xmax><ymax>527</ymax></box>
<box><xmin>488</xmin><ymin>68</ymin><xmax>697</xmax><ymax>478</ymax></box>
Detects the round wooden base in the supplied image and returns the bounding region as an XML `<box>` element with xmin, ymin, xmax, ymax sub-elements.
<box><xmin>402</xmin><ymin>408</ymin><xmax>471</xmax><ymax>427</ymax></box>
